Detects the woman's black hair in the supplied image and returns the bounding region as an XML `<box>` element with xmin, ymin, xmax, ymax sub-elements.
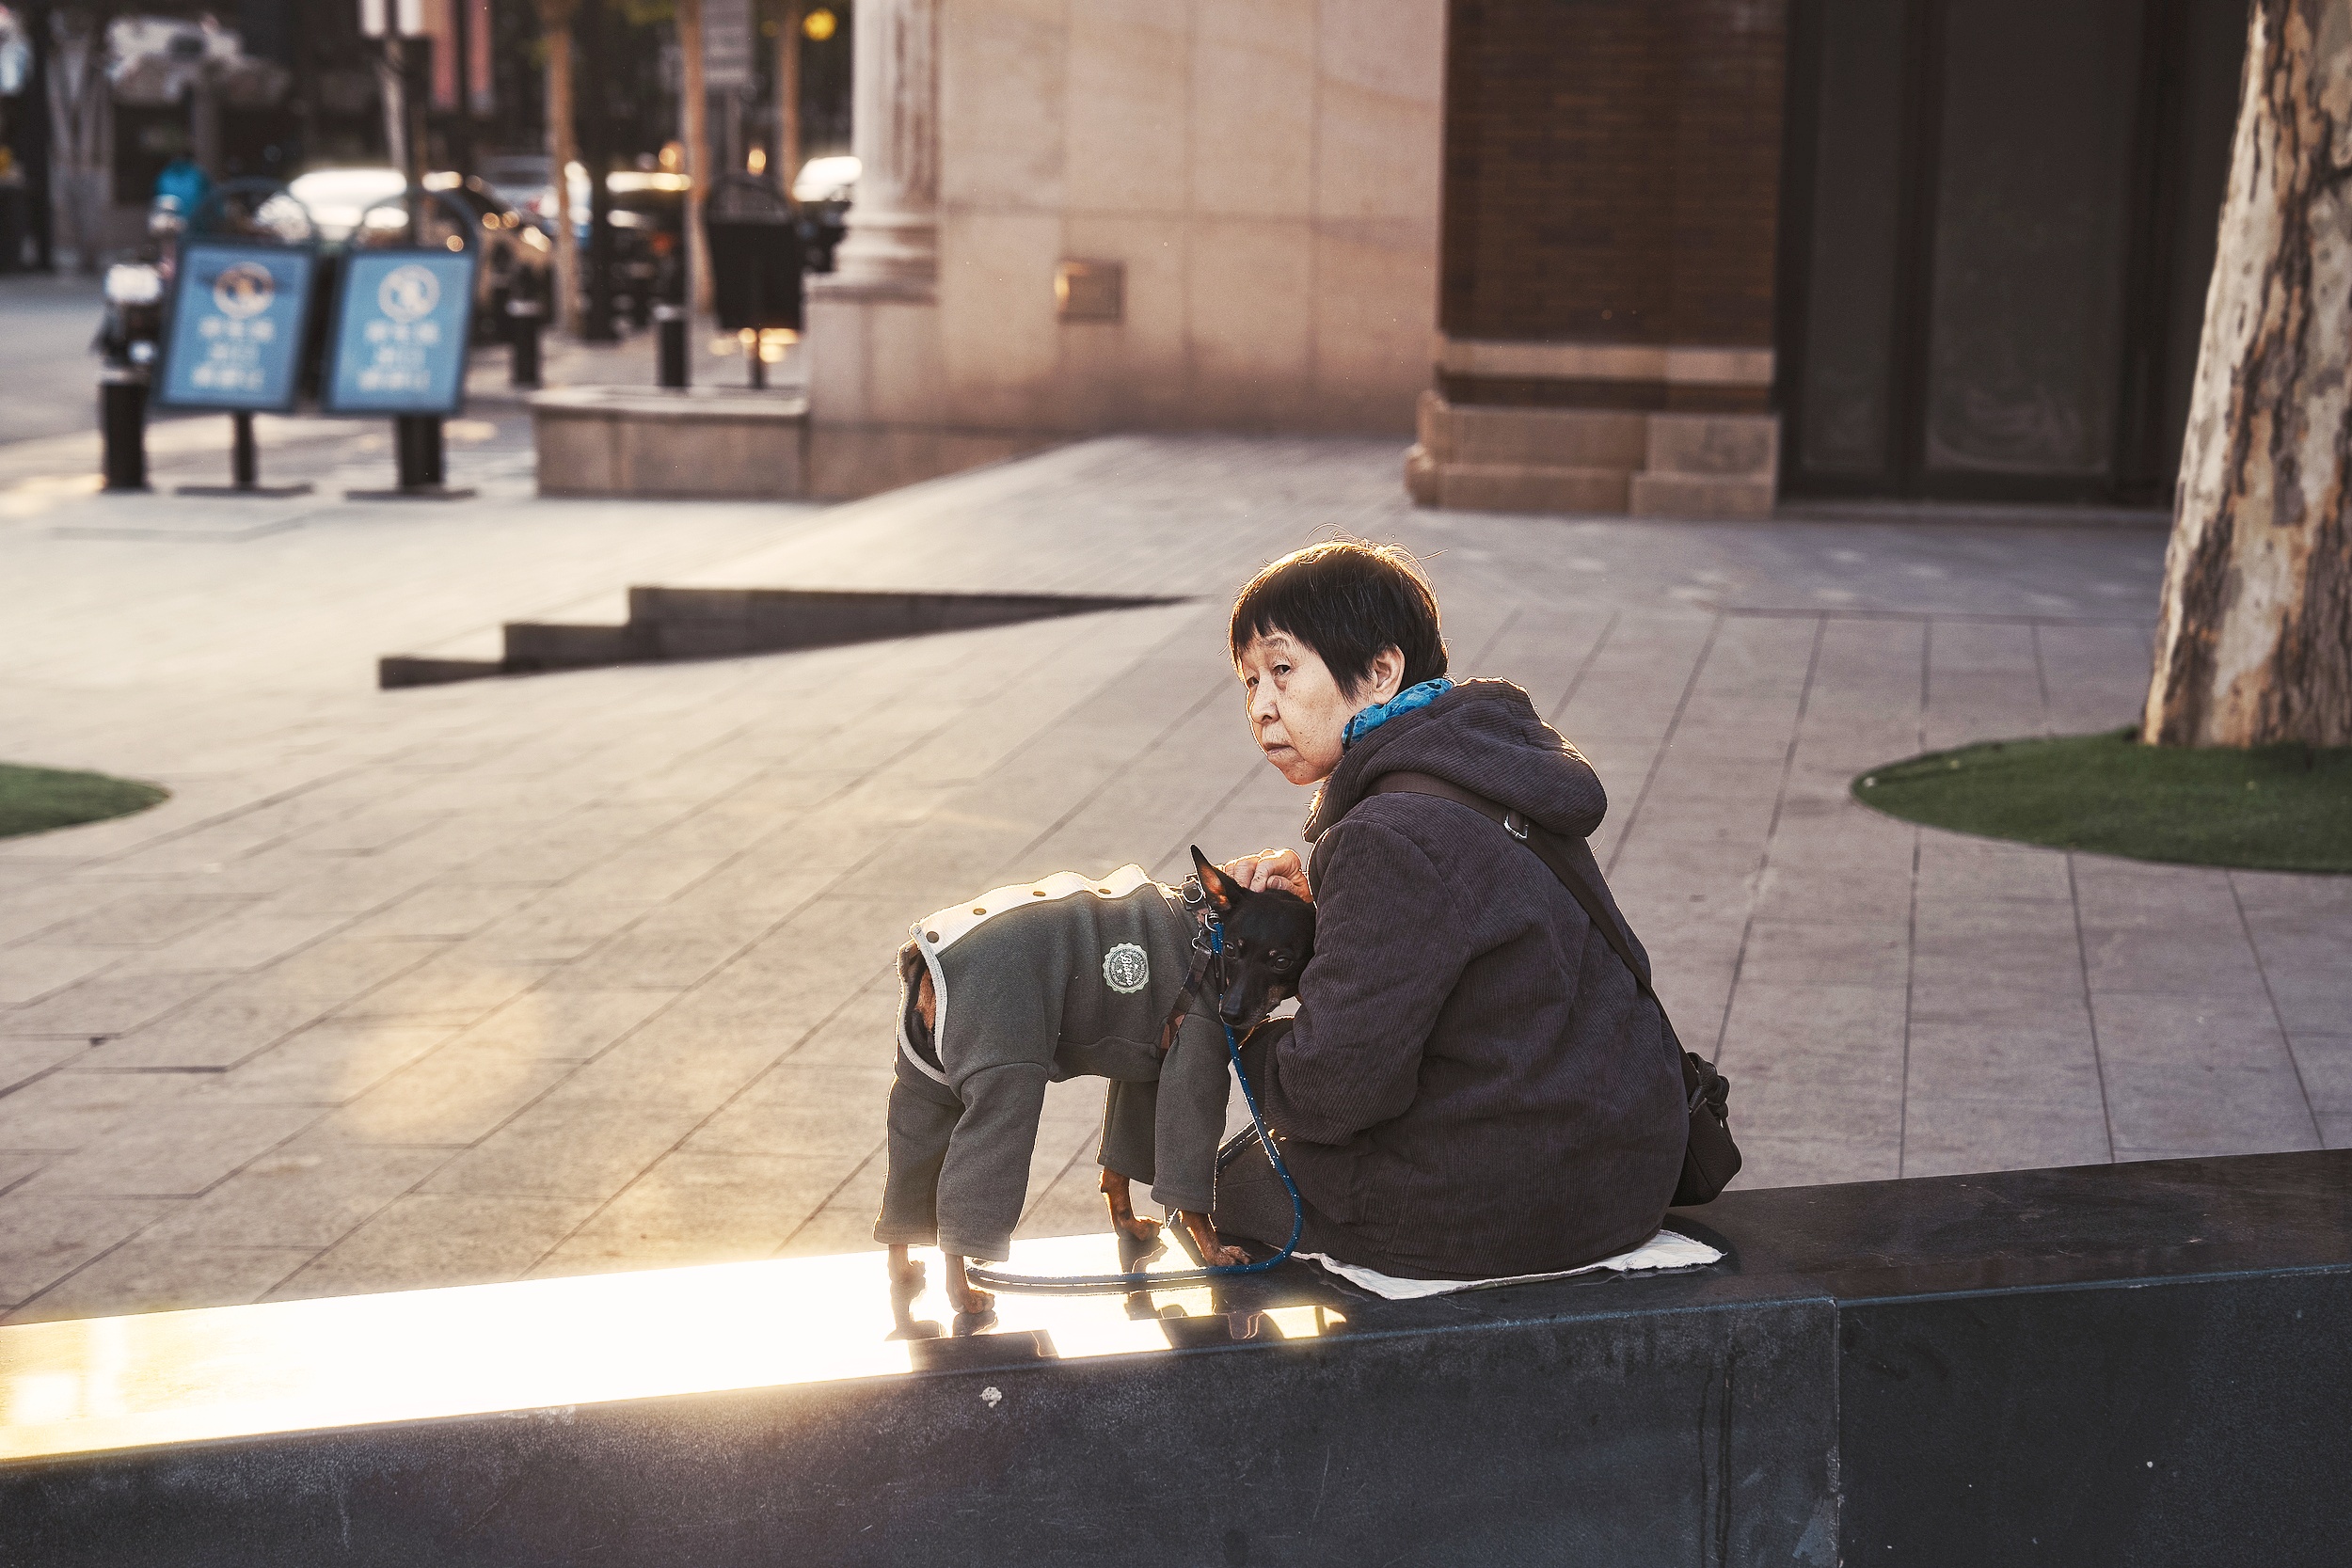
<box><xmin>1229</xmin><ymin>542</ymin><xmax>1448</xmax><ymax>699</ymax></box>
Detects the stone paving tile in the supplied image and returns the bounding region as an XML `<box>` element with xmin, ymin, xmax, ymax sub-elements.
<box><xmin>8</xmin><ymin>1243</ymin><xmax>317</xmax><ymax>1323</ymax></box>
<box><xmin>2090</xmin><ymin>993</ymin><xmax>2321</xmax><ymax>1158</ymax></box>
<box><xmin>135</xmin><ymin>1145</ymin><xmax>451</xmax><ymax>1249</ymax></box>
<box><xmin>531</xmin><ymin>1152</ymin><xmax>850</xmax><ymax>1276</ymax></box>
<box><xmin>306</xmin><ymin>1047</ymin><xmax>576</xmax><ymax>1148</ymax></box>
<box><xmin>0</xmin><ymin>1069</ymin><xmax>199</xmax><ymax>1152</ymax></box>
<box><xmin>0</xmin><ymin>1193</ymin><xmax>172</xmax><ymax>1309</ymax></box>
<box><xmin>420</xmin><ymin>1098</ymin><xmax>709</xmax><ymax>1201</ymax></box>
<box><xmin>0</xmin><ymin>968</ymin><xmax>231</xmax><ymax>1039</ymax></box>
<box><xmin>267</xmin><ymin>1194</ymin><xmax>606</xmax><ymax>1299</ymax></box>
<box><xmin>18</xmin><ymin>1098</ymin><xmax>319</xmax><ymax>1197</ymax></box>
<box><xmin>4</xmin><ymin>430</ymin><xmax>2331</xmax><ymax>1322</ymax></box>
<box><xmin>199</xmin><ymin>1022</ymin><xmax>457</xmax><ymax>1106</ymax></box>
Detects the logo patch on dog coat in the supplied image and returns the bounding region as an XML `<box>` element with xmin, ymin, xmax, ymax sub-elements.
<box><xmin>1102</xmin><ymin>942</ymin><xmax>1150</xmax><ymax>994</ymax></box>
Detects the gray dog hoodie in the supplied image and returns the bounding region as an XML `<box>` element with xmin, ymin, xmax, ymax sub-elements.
<box><xmin>873</xmin><ymin>864</ymin><xmax>1232</xmax><ymax>1263</ymax></box>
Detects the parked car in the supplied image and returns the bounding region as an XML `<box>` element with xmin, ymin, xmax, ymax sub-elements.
<box><xmin>283</xmin><ymin>166</ymin><xmax>551</xmax><ymax>341</ymax></box>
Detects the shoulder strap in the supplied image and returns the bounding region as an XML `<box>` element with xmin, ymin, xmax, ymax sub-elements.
<box><xmin>1365</xmin><ymin>770</ymin><xmax>1658</xmax><ymax>1000</ymax></box>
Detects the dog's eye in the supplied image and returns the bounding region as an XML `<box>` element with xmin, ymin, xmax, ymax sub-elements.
<box><xmin>1270</xmin><ymin>951</ymin><xmax>1293</xmax><ymax>969</ymax></box>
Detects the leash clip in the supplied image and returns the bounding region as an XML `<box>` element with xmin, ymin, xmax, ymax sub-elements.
<box><xmin>1502</xmin><ymin>811</ymin><xmax>1531</xmax><ymax>841</ymax></box>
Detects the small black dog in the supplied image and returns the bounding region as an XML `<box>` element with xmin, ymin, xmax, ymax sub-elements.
<box><xmin>1101</xmin><ymin>850</ymin><xmax>1317</xmax><ymax>1270</ymax></box>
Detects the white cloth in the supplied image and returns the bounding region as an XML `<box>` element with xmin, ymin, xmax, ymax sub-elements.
<box><xmin>1299</xmin><ymin>1227</ymin><xmax>1724</xmax><ymax>1301</ymax></box>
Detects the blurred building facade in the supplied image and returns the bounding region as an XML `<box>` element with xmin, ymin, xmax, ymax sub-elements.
<box><xmin>813</xmin><ymin>0</ymin><xmax>2248</xmax><ymax>514</ymax></box>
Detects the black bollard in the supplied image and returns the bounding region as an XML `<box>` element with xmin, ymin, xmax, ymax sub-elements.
<box><xmin>100</xmin><ymin>369</ymin><xmax>150</xmax><ymax>492</ymax></box>
<box><xmin>746</xmin><ymin>330</ymin><xmax>767</xmax><ymax>390</ymax></box>
<box><xmin>394</xmin><ymin>415</ymin><xmax>445</xmax><ymax>488</ymax></box>
<box><xmin>655</xmin><ymin>303</ymin><xmax>689</xmax><ymax>389</ymax></box>
<box><xmin>232</xmin><ymin>411</ymin><xmax>257</xmax><ymax>487</ymax></box>
<box><xmin>177</xmin><ymin>411</ymin><xmax>314</xmax><ymax>498</ymax></box>
<box><xmin>507</xmin><ymin>298</ymin><xmax>545</xmax><ymax>389</ymax></box>
<box><xmin>349</xmin><ymin>416</ymin><xmax>473</xmax><ymax>501</ymax></box>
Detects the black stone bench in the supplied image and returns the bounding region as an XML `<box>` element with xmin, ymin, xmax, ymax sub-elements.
<box><xmin>2</xmin><ymin>1149</ymin><xmax>2344</xmax><ymax>1566</ymax></box>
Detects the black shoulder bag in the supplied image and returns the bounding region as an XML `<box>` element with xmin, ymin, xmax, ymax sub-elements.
<box><xmin>1359</xmin><ymin>771</ymin><xmax>1742</xmax><ymax>1206</ymax></box>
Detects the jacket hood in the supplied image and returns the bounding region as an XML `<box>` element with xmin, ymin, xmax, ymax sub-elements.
<box><xmin>1304</xmin><ymin>679</ymin><xmax>1608</xmax><ymax>843</ymax></box>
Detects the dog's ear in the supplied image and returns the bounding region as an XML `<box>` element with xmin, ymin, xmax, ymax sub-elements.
<box><xmin>1190</xmin><ymin>846</ymin><xmax>1241</xmax><ymax>913</ymax></box>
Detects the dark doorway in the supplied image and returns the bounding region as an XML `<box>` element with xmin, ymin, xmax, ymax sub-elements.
<box><xmin>1776</xmin><ymin>0</ymin><xmax>2245</xmax><ymax>504</ymax></box>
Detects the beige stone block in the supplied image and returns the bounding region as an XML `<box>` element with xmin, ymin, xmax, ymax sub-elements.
<box><xmin>805</xmin><ymin>293</ymin><xmax>949</xmax><ymax>427</ymax></box>
<box><xmin>1057</xmin><ymin>214</ymin><xmax>1191</xmax><ymax>425</ymax></box>
<box><xmin>1310</xmin><ymin>227</ymin><xmax>1434</xmax><ymax>433</ymax></box>
<box><xmin>1186</xmin><ymin>218</ymin><xmax>1315</xmax><ymax>421</ymax></box>
<box><xmin>1433</xmin><ymin>402</ymin><xmax>1648</xmax><ymax>469</ymax></box>
<box><xmin>1191</xmin><ymin>0</ymin><xmax>1315</xmax><ymax>217</ymax></box>
<box><xmin>1645</xmin><ymin>412</ymin><xmax>1781</xmax><ymax>480</ymax></box>
<box><xmin>941</xmin><ymin>0</ymin><xmax>1068</xmax><ymax>209</ymax></box>
<box><xmin>1312</xmin><ymin>68</ymin><xmax>1442</xmax><ymax>225</ymax></box>
<box><xmin>532</xmin><ymin>390</ymin><xmax>809</xmax><ymax>501</ymax></box>
<box><xmin>1063</xmin><ymin>0</ymin><xmax>1189</xmax><ymax>213</ymax></box>
<box><xmin>1403</xmin><ymin>444</ymin><xmax>1439</xmax><ymax>503</ymax></box>
<box><xmin>938</xmin><ymin>211</ymin><xmax>1065</xmax><ymax>415</ymax></box>
<box><xmin>1630</xmin><ymin>472</ymin><xmax>1777</xmax><ymax>519</ymax></box>
<box><xmin>1438</xmin><ymin>463</ymin><xmax>1631</xmax><ymax>515</ymax></box>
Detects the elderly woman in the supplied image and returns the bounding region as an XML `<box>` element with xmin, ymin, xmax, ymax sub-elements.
<box><xmin>1214</xmin><ymin>542</ymin><xmax>1687</xmax><ymax>1280</ymax></box>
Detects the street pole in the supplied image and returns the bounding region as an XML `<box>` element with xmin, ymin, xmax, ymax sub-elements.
<box><xmin>679</xmin><ymin>0</ymin><xmax>711</xmax><ymax>314</ymax></box>
<box><xmin>449</xmin><ymin>0</ymin><xmax>477</xmax><ymax>179</ymax></box>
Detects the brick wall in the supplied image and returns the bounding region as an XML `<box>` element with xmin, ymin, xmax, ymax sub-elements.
<box><xmin>1440</xmin><ymin>0</ymin><xmax>1788</xmax><ymax>353</ymax></box>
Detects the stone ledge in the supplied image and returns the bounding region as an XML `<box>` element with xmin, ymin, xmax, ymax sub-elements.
<box><xmin>1</xmin><ymin>1152</ymin><xmax>2344</xmax><ymax>1566</ymax></box>
<box><xmin>531</xmin><ymin>387</ymin><xmax>810</xmax><ymax>500</ymax></box>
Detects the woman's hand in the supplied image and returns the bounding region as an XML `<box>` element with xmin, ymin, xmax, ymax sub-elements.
<box><xmin>1222</xmin><ymin>848</ymin><xmax>1311</xmax><ymax>903</ymax></box>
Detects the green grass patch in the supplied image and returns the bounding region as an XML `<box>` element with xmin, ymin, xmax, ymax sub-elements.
<box><xmin>0</xmin><ymin>763</ymin><xmax>168</xmax><ymax>841</ymax></box>
<box><xmin>1853</xmin><ymin>729</ymin><xmax>2352</xmax><ymax>873</ymax></box>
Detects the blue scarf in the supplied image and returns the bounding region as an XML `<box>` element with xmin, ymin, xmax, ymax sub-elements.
<box><xmin>1342</xmin><ymin>678</ymin><xmax>1453</xmax><ymax>750</ymax></box>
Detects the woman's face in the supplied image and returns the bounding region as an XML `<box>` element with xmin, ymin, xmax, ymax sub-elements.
<box><xmin>1236</xmin><ymin>630</ymin><xmax>1403</xmax><ymax>785</ymax></box>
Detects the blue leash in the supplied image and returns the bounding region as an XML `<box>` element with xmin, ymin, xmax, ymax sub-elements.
<box><xmin>963</xmin><ymin>919</ymin><xmax>1306</xmax><ymax>1295</ymax></box>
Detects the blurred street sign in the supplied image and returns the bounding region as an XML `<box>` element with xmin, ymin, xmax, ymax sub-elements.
<box><xmin>155</xmin><ymin>242</ymin><xmax>316</xmax><ymax>413</ymax></box>
<box><xmin>324</xmin><ymin>249</ymin><xmax>478</xmax><ymax>415</ymax></box>
<box><xmin>704</xmin><ymin>0</ymin><xmax>752</xmax><ymax>91</ymax></box>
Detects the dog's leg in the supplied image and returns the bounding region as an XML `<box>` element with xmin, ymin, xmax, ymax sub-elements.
<box><xmin>914</xmin><ymin>969</ymin><xmax>936</xmax><ymax>1034</ymax></box>
<box><xmin>1174</xmin><ymin>1210</ymin><xmax>1249</xmax><ymax>1268</ymax></box>
<box><xmin>1101</xmin><ymin>1167</ymin><xmax>1167</xmax><ymax>1273</ymax></box>
<box><xmin>885</xmin><ymin>1243</ymin><xmax>943</xmax><ymax>1339</ymax></box>
<box><xmin>943</xmin><ymin>1253</ymin><xmax>994</xmax><ymax>1324</ymax></box>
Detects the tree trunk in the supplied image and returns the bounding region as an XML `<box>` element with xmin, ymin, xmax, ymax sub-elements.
<box><xmin>2146</xmin><ymin>0</ymin><xmax>2352</xmax><ymax>748</ymax></box>
<box><xmin>678</xmin><ymin>0</ymin><xmax>712</xmax><ymax>314</ymax></box>
<box><xmin>537</xmin><ymin>0</ymin><xmax>581</xmax><ymax>337</ymax></box>
<box><xmin>776</xmin><ymin>0</ymin><xmax>803</xmax><ymax>193</ymax></box>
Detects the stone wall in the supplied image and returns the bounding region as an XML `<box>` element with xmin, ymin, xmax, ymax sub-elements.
<box><xmin>805</xmin><ymin>0</ymin><xmax>1445</xmax><ymax>483</ymax></box>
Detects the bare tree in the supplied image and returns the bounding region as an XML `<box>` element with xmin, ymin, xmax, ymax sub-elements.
<box><xmin>536</xmin><ymin>0</ymin><xmax>582</xmax><ymax>335</ymax></box>
<box><xmin>44</xmin><ymin>5</ymin><xmax>111</xmax><ymax>274</ymax></box>
<box><xmin>2146</xmin><ymin>0</ymin><xmax>2352</xmax><ymax>748</ymax></box>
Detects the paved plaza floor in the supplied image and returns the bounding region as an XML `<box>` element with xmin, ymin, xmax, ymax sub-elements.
<box><xmin>0</xmin><ymin>418</ymin><xmax>2344</xmax><ymax>1325</ymax></box>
